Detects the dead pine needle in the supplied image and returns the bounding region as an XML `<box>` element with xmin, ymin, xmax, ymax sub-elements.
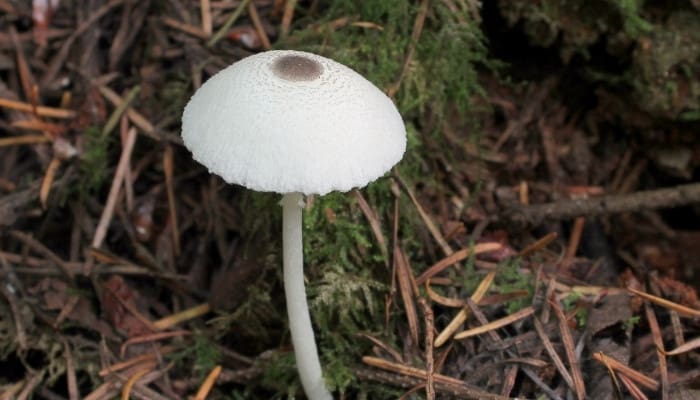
<box><xmin>566</xmin><ymin>217</ymin><xmax>585</xmax><ymax>259</ymax></box>
<box><xmin>161</xmin><ymin>16</ymin><xmax>208</xmax><ymax>39</ymax></box>
<box><xmin>63</xmin><ymin>340</ymin><xmax>79</xmax><ymax>400</ymax></box>
<box><xmin>394</xmin><ymin>245</ymin><xmax>420</xmax><ymax>344</ymax></box>
<box><xmin>416</xmin><ymin>242</ymin><xmax>503</xmax><ymax>285</ymax></box>
<box><xmin>163</xmin><ymin>145</ymin><xmax>181</xmax><ymax>256</ymax></box>
<box><xmin>418</xmin><ymin>297</ymin><xmax>435</xmax><ymax>400</ymax></box>
<box><xmin>425</xmin><ymin>279</ymin><xmax>467</xmax><ymax>308</ymax></box>
<box><xmin>362</xmin><ymin>356</ymin><xmax>510</xmax><ymax>400</ymax></box>
<box><xmin>628</xmin><ymin>287</ymin><xmax>700</xmax><ymax>318</ymax></box>
<box><xmin>40</xmin><ymin>157</ymin><xmax>61</xmax><ymax>209</ymax></box>
<box><xmin>0</xmin><ymin>134</ymin><xmax>51</xmax><ymax>147</ymax></box>
<box><xmin>453</xmin><ymin>306</ymin><xmax>534</xmax><ymax>340</ymax></box>
<box><xmin>120</xmin><ymin>330</ymin><xmax>191</xmax><ymax>358</ymax></box>
<box><xmin>518</xmin><ymin>231</ymin><xmax>558</xmax><ymax>257</ymax></box>
<box><xmin>533</xmin><ymin>317</ymin><xmax>574</xmax><ymax>390</ymax></box>
<box><xmin>434</xmin><ymin>270</ymin><xmax>496</xmax><ymax>347</ymax></box>
<box><xmin>200</xmin><ymin>0</ymin><xmax>212</xmax><ymax>36</ymax></box>
<box><xmin>664</xmin><ymin>335</ymin><xmax>700</xmax><ymax>356</ymax></box>
<box><xmin>121</xmin><ymin>363</ymin><xmax>154</xmax><ymax>400</ymax></box>
<box><xmin>645</xmin><ymin>302</ymin><xmax>668</xmax><ymax>400</ymax></box>
<box><xmin>386</xmin><ymin>0</ymin><xmax>429</xmax><ymax>98</ymax></box>
<box><xmin>99</xmin><ymin>346</ymin><xmax>175</xmax><ymax>377</ymax></box>
<box><xmin>618</xmin><ymin>373</ymin><xmax>649</xmax><ymax>400</ymax></box>
<box><xmin>592</xmin><ymin>352</ymin><xmax>659</xmax><ymax>391</ymax></box>
<box><xmin>394</xmin><ymin>173</ymin><xmax>453</xmax><ymax>257</ymax></box>
<box><xmin>354</xmin><ymin>189</ymin><xmax>390</xmax><ymax>267</ymax></box>
<box><xmin>195</xmin><ymin>365</ymin><xmax>222</xmax><ymax>400</ymax></box>
<box><xmin>150</xmin><ymin>303</ymin><xmax>211</xmax><ymax>331</ymax></box>
<box><xmin>551</xmin><ymin>300</ymin><xmax>586</xmax><ymax>400</ymax></box>
<box><xmin>0</xmin><ymin>97</ymin><xmax>76</xmax><ymax>118</ymax></box>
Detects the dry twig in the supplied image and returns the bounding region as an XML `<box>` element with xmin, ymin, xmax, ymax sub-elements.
<box><xmin>502</xmin><ymin>182</ymin><xmax>700</xmax><ymax>226</ymax></box>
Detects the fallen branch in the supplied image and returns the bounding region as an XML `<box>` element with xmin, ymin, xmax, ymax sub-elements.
<box><xmin>500</xmin><ymin>182</ymin><xmax>700</xmax><ymax>226</ymax></box>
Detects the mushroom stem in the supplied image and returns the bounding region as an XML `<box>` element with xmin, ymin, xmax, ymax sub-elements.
<box><xmin>281</xmin><ymin>192</ymin><xmax>333</xmax><ymax>400</ymax></box>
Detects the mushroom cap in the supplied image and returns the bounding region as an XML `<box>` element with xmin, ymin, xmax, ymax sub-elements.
<box><xmin>181</xmin><ymin>50</ymin><xmax>406</xmax><ymax>195</ymax></box>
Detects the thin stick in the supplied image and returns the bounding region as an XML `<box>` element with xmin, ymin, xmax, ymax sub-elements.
<box><xmin>120</xmin><ymin>116</ymin><xmax>134</xmax><ymax>211</ymax></box>
<box><xmin>200</xmin><ymin>0</ymin><xmax>212</xmax><ymax>36</ymax></box>
<box><xmin>163</xmin><ymin>145</ymin><xmax>180</xmax><ymax>256</ymax></box>
<box><xmin>280</xmin><ymin>0</ymin><xmax>297</xmax><ymax>38</ymax></box>
<box><xmin>91</xmin><ymin>127</ymin><xmax>138</xmax><ymax>253</ymax></box>
<box><xmin>247</xmin><ymin>1</ymin><xmax>271</xmax><ymax>49</ymax></box>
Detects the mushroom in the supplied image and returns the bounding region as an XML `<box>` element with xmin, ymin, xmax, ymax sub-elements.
<box><xmin>181</xmin><ymin>50</ymin><xmax>406</xmax><ymax>399</ymax></box>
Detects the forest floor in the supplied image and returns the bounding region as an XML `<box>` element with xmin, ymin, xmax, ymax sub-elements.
<box><xmin>0</xmin><ymin>1</ymin><xmax>699</xmax><ymax>399</ymax></box>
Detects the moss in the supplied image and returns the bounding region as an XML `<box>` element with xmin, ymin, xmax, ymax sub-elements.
<box><xmin>498</xmin><ymin>0</ymin><xmax>652</xmax><ymax>60</ymax></box>
<box><xmin>78</xmin><ymin>125</ymin><xmax>110</xmax><ymax>197</ymax></box>
<box><xmin>168</xmin><ymin>333</ymin><xmax>225</xmax><ymax>390</ymax></box>
<box><xmin>630</xmin><ymin>10</ymin><xmax>700</xmax><ymax>118</ymax></box>
<box><xmin>495</xmin><ymin>258</ymin><xmax>535</xmax><ymax>314</ymax></box>
<box><xmin>260</xmin><ymin>351</ymin><xmax>303</xmax><ymax>398</ymax></box>
<box><xmin>562</xmin><ymin>291</ymin><xmax>587</xmax><ymax>328</ymax></box>
<box><xmin>498</xmin><ymin>0</ymin><xmax>700</xmax><ymax>121</ymax></box>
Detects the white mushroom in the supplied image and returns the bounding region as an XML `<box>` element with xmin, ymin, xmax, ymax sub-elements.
<box><xmin>182</xmin><ymin>50</ymin><xmax>406</xmax><ymax>399</ymax></box>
